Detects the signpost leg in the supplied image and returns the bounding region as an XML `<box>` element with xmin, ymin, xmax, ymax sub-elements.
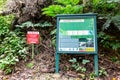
<box><xmin>56</xmin><ymin>53</ymin><xmax>59</xmax><ymax>73</ymax></box>
<box><xmin>32</xmin><ymin>44</ymin><xmax>34</xmax><ymax>59</ymax></box>
<box><xmin>94</xmin><ymin>54</ymin><xmax>98</xmax><ymax>76</ymax></box>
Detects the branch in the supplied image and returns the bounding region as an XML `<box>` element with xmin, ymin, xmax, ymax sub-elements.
<box><xmin>0</xmin><ymin>10</ymin><xmax>13</xmax><ymax>16</ymax></box>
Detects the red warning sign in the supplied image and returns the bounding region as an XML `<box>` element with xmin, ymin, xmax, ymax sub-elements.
<box><xmin>27</xmin><ymin>31</ymin><xmax>39</xmax><ymax>44</ymax></box>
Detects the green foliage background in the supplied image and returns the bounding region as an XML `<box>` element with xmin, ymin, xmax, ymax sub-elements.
<box><xmin>42</xmin><ymin>0</ymin><xmax>83</xmax><ymax>17</ymax></box>
<box><xmin>42</xmin><ymin>0</ymin><xmax>120</xmax><ymax>52</ymax></box>
<box><xmin>0</xmin><ymin>0</ymin><xmax>6</xmax><ymax>10</ymax></box>
<box><xmin>0</xmin><ymin>0</ymin><xmax>120</xmax><ymax>74</ymax></box>
<box><xmin>0</xmin><ymin>15</ymin><xmax>28</xmax><ymax>74</ymax></box>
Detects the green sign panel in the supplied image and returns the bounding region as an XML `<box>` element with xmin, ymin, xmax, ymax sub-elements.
<box><xmin>58</xmin><ymin>18</ymin><xmax>95</xmax><ymax>52</ymax></box>
<box><xmin>56</xmin><ymin>14</ymin><xmax>98</xmax><ymax>76</ymax></box>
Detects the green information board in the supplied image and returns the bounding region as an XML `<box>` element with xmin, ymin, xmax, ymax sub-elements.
<box><xmin>56</xmin><ymin>14</ymin><xmax>98</xmax><ymax>76</ymax></box>
<box><xmin>58</xmin><ymin>18</ymin><xmax>95</xmax><ymax>52</ymax></box>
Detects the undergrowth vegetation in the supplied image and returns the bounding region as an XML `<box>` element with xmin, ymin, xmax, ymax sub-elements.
<box><xmin>0</xmin><ymin>15</ymin><xmax>28</xmax><ymax>74</ymax></box>
<box><xmin>42</xmin><ymin>0</ymin><xmax>83</xmax><ymax>17</ymax></box>
<box><xmin>41</xmin><ymin>0</ymin><xmax>120</xmax><ymax>78</ymax></box>
<box><xmin>0</xmin><ymin>0</ymin><xmax>120</xmax><ymax>77</ymax></box>
<box><xmin>42</xmin><ymin>0</ymin><xmax>120</xmax><ymax>52</ymax></box>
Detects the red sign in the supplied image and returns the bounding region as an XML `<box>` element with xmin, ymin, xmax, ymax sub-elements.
<box><xmin>27</xmin><ymin>31</ymin><xmax>40</xmax><ymax>44</ymax></box>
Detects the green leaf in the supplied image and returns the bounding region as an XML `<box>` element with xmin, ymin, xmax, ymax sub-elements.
<box><xmin>56</xmin><ymin>0</ymin><xmax>80</xmax><ymax>5</ymax></box>
<box><xmin>50</xmin><ymin>29</ymin><xmax>56</xmax><ymax>35</ymax></box>
<box><xmin>26</xmin><ymin>62</ymin><xmax>34</xmax><ymax>69</ymax></box>
<box><xmin>22</xmin><ymin>21</ymin><xmax>34</xmax><ymax>28</ymax></box>
<box><xmin>112</xmin><ymin>15</ymin><xmax>120</xmax><ymax>30</ymax></box>
<box><xmin>34</xmin><ymin>22</ymin><xmax>52</xmax><ymax>27</ymax></box>
<box><xmin>72</xmin><ymin>64</ymin><xmax>76</xmax><ymax>68</ymax></box>
<box><xmin>69</xmin><ymin>58</ymin><xmax>77</xmax><ymax>63</ymax></box>
<box><xmin>76</xmin><ymin>67</ymin><xmax>81</xmax><ymax>71</ymax></box>
<box><xmin>16</xmin><ymin>21</ymin><xmax>52</xmax><ymax>28</ymax></box>
<box><xmin>82</xmin><ymin>59</ymin><xmax>90</xmax><ymax>64</ymax></box>
<box><xmin>81</xmin><ymin>67</ymin><xmax>86</xmax><ymax>72</ymax></box>
<box><xmin>72</xmin><ymin>0</ymin><xmax>80</xmax><ymax>5</ymax></box>
<box><xmin>102</xmin><ymin>18</ymin><xmax>112</xmax><ymax>31</ymax></box>
<box><xmin>42</xmin><ymin>0</ymin><xmax>83</xmax><ymax>17</ymax></box>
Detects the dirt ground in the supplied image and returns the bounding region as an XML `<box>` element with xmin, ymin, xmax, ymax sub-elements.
<box><xmin>0</xmin><ymin>50</ymin><xmax>120</xmax><ymax>80</ymax></box>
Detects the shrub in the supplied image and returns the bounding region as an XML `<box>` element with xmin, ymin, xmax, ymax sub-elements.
<box><xmin>0</xmin><ymin>15</ymin><xmax>28</xmax><ymax>74</ymax></box>
<box><xmin>0</xmin><ymin>32</ymin><xmax>28</xmax><ymax>74</ymax></box>
<box><xmin>42</xmin><ymin>0</ymin><xmax>83</xmax><ymax>17</ymax></box>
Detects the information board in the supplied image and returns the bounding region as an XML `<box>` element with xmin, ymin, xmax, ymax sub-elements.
<box><xmin>57</xmin><ymin>15</ymin><xmax>97</xmax><ymax>53</ymax></box>
<box><xmin>56</xmin><ymin>14</ymin><xmax>98</xmax><ymax>76</ymax></box>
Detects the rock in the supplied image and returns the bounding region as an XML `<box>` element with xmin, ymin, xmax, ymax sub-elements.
<box><xmin>66</xmin><ymin>71</ymin><xmax>78</xmax><ymax>78</ymax></box>
<box><xmin>53</xmin><ymin>73</ymin><xmax>60</xmax><ymax>78</ymax></box>
<box><xmin>41</xmin><ymin>68</ymin><xmax>49</xmax><ymax>73</ymax></box>
<box><xmin>0</xmin><ymin>70</ymin><xmax>3</xmax><ymax>75</ymax></box>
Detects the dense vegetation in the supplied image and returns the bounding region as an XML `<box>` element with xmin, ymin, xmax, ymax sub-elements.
<box><xmin>0</xmin><ymin>0</ymin><xmax>120</xmax><ymax>78</ymax></box>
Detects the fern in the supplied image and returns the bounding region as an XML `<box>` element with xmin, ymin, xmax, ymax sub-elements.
<box><xmin>16</xmin><ymin>21</ymin><xmax>52</xmax><ymax>28</ymax></box>
<box><xmin>98</xmin><ymin>32</ymin><xmax>120</xmax><ymax>51</ymax></box>
<box><xmin>42</xmin><ymin>0</ymin><xmax>83</xmax><ymax>17</ymax></box>
<box><xmin>112</xmin><ymin>15</ymin><xmax>120</xmax><ymax>30</ymax></box>
<box><xmin>42</xmin><ymin>5</ymin><xmax>63</xmax><ymax>17</ymax></box>
<box><xmin>56</xmin><ymin>0</ymin><xmax>80</xmax><ymax>5</ymax></box>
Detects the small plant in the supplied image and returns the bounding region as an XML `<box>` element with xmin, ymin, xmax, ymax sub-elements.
<box><xmin>0</xmin><ymin>32</ymin><xmax>28</xmax><ymax>74</ymax></box>
<box><xmin>16</xmin><ymin>21</ymin><xmax>52</xmax><ymax>28</ymax></box>
<box><xmin>99</xmin><ymin>67</ymin><xmax>108</xmax><ymax>76</ymax></box>
<box><xmin>89</xmin><ymin>72</ymin><xmax>96</xmax><ymax>80</ymax></box>
<box><xmin>69</xmin><ymin>58</ymin><xmax>81</xmax><ymax>72</ymax></box>
<box><xmin>82</xmin><ymin>59</ymin><xmax>90</xmax><ymax>65</ymax></box>
<box><xmin>110</xmin><ymin>56</ymin><xmax>120</xmax><ymax>64</ymax></box>
<box><xmin>0</xmin><ymin>54</ymin><xmax>19</xmax><ymax>74</ymax></box>
<box><xmin>92</xmin><ymin>0</ymin><xmax>117</xmax><ymax>14</ymax></box>
<box><xmin>98</xmin><ymin>32</ymin><xmax>120</xmax><ymax>51</ymax></box>
<box><xmin>26</xmin><ymin>61</ymin><xmax>34</xmax><ymax>69</ymax></box>
<box><xmin>111</xmin><ymin>57</ymin><xmax>118</xmax><ymax>62</ymax></box>
<box><xmin>69</xmin><ymin>58</ymin><xmax>90</xmax><ymax>73</ymax></box>
<box><xmin>50</xmin><ymin>29</ymin><xmax>56</xmax><ymax>47</ymax></box>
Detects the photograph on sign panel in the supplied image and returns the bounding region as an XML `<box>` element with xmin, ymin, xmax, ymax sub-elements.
<box><xmin>79</xmin><ymin>38</ymin><xmax>94</xmax><ymax>51</ymax></box>
<box><xmin>86</xmin><ymin>38</ymin><xmax>94</xmax><ymax>47</ymax></box>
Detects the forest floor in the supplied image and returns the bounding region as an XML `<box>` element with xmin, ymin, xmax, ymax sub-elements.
<box><xmin>0</xmin><ymin>47</ymin><xmax>120</xmax><ymax>80</ymax></box>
